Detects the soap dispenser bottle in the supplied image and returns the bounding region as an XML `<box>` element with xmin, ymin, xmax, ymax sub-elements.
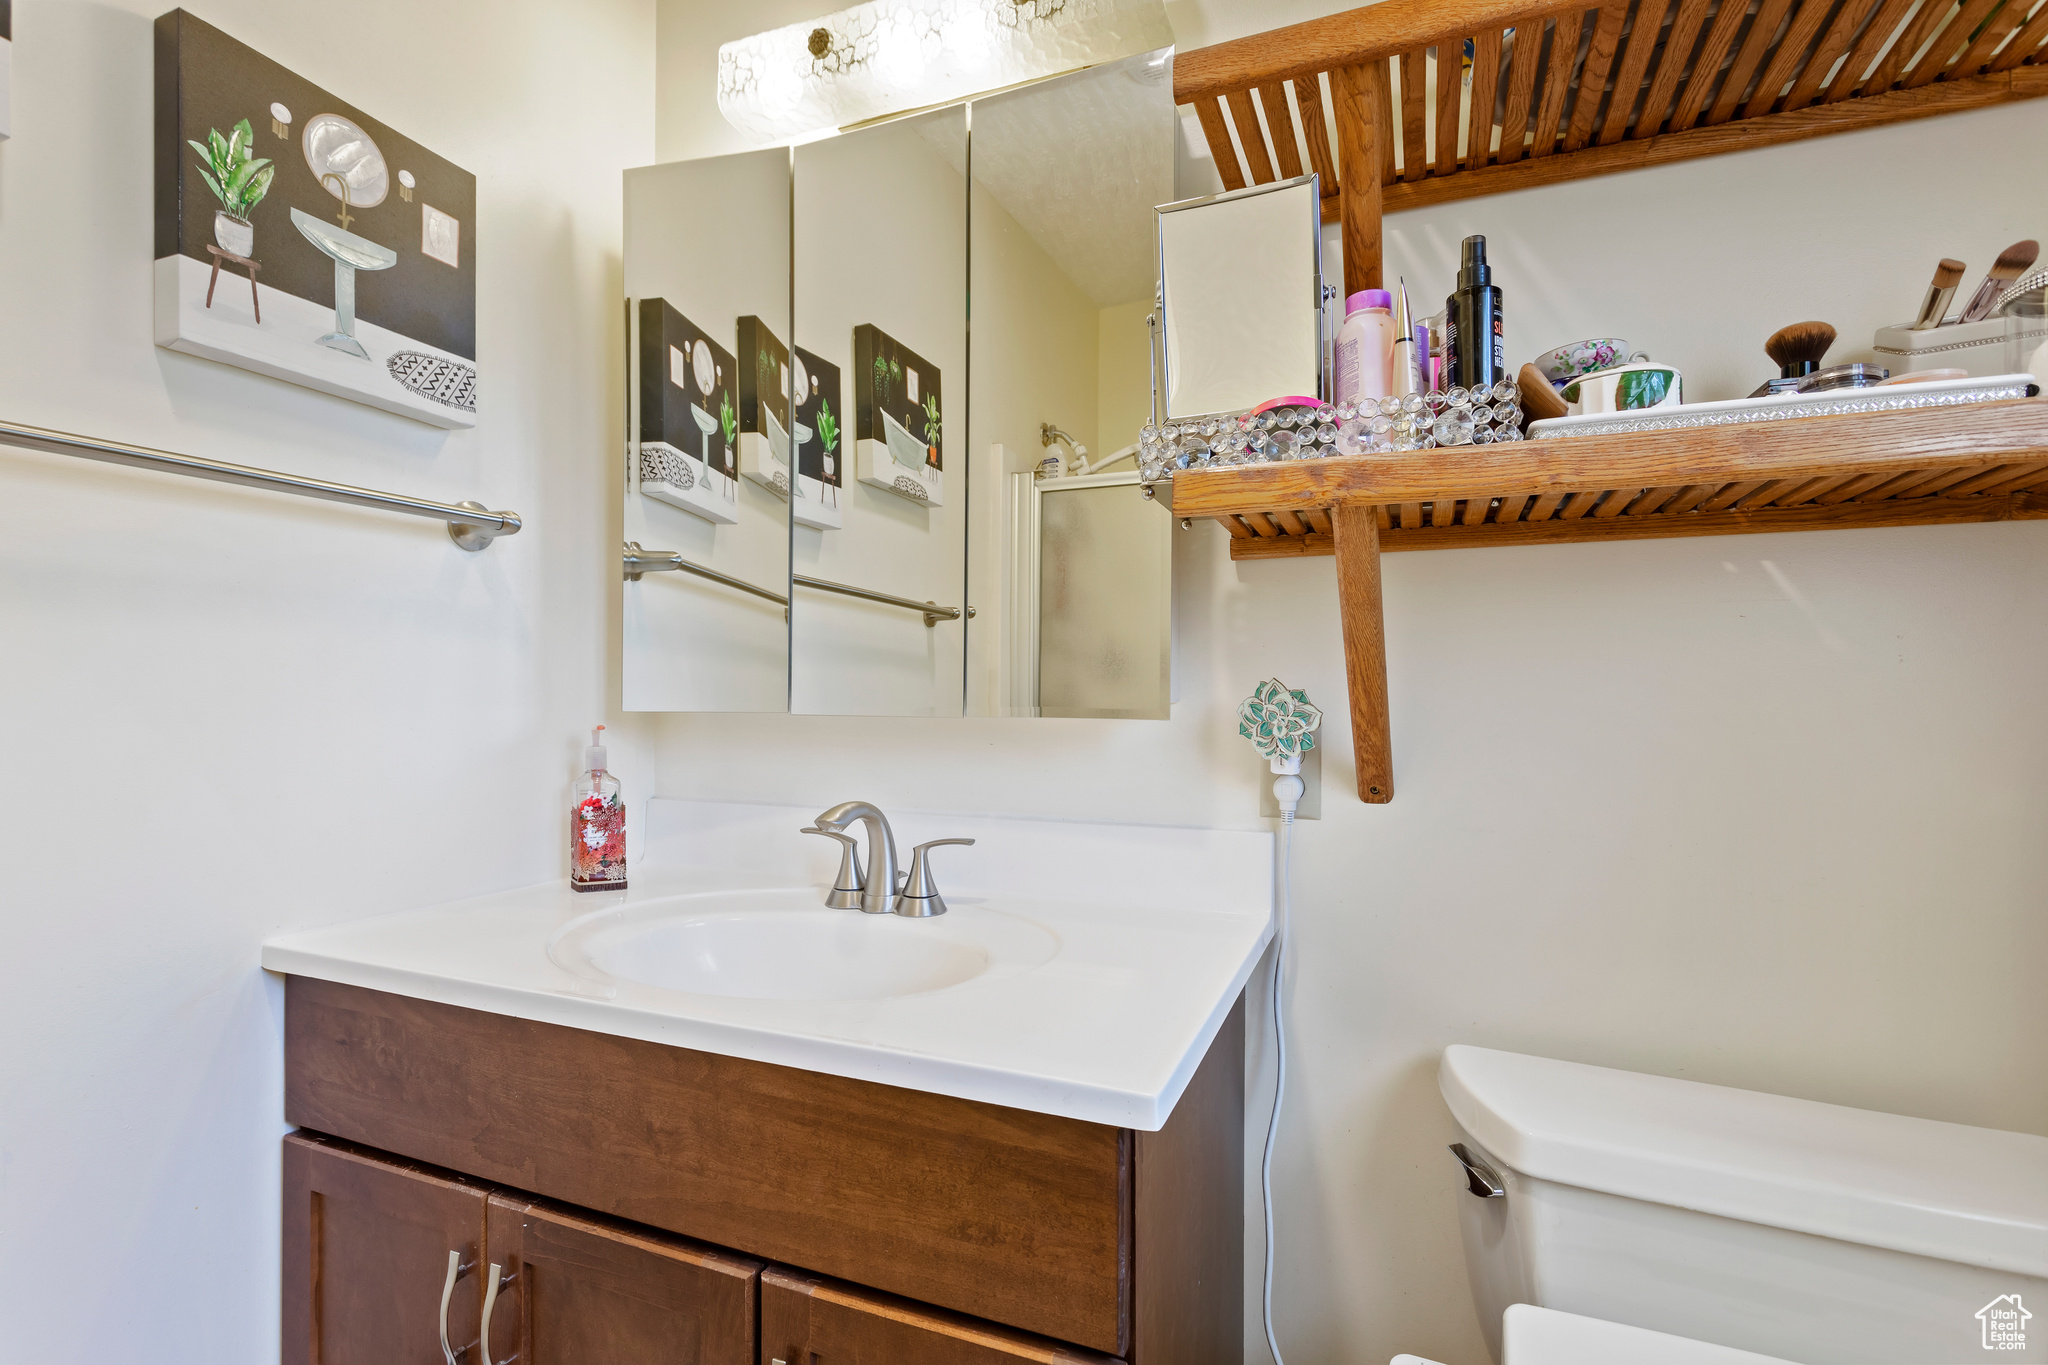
<box><xmin>571</xmin><ymin>725</ymin><xmax>626</xmax><ymax>892</ymax></box>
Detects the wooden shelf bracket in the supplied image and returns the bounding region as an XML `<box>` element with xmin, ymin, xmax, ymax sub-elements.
<box><xmin>1332</xmin><ymin>504</ymin><xmax>1394</xmax><ymax>802</ymax></box>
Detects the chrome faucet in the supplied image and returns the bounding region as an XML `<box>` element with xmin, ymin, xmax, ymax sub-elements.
<box><xmin>803</xmin><ymin>801</ymin><xmax>976</xmax><ymax>917</ymax></box>
<box><xmin>808</xmin><ymin>801</ymin><xmax>898</xmax><ymax>915</ymax></box>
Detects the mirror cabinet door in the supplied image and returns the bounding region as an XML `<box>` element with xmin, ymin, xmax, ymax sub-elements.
<box><xmin>622</xmin><ymin>150</ymin><xmax>792</xmax><ymax>713</ymax></box>
<box><xmin>967</xmin><ymin>50</ymin><xmax>1177</xmax><ymax>719</ymax></box>
<box><xmin>791</xmin><ymin>108</ymin><xmax>969</xmax><ymax>718</ymax></box>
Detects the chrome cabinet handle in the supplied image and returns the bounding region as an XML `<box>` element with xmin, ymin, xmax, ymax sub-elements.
<box><xmin>893</xmin><ymin>837</ymin><xmax>975</xmax><ymax>917</ymax></box>
<box><xmin>1449</xmin><ymin>1142</ymin><xmax>1506</xmax><ymax>1198</ymax></box>
<box><xmin>480</xmin><ymin>1262</ymin><xmax>518</xmax><ymax>1364</ymax></box>
<box><xmin>438</xmin><ymin>1250</ymin><xmax>468</xmax><ymax>1365</ymax></box>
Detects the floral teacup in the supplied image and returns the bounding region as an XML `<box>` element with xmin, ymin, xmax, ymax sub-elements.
<box><xmin>1534</xmin><ymin>338</ymin><xmax>1649</xmax><ymax>387</ymax></box>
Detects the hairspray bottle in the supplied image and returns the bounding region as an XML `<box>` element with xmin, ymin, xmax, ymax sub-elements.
<box><xmin>1445</xmin><ymin>235</ymin><xmax>1505</xmax><ymax>390</ymax></box>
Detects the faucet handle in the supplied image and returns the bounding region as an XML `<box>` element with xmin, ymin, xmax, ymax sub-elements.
<box><xmin>893</xmin><ymin>838</ymin><xmax>975</xmax><ymax>918</ymax></box>
<box><xmin>800</xmin><ymin>826</ymin><xmax>866</xmax><ymax>910</ymax></box>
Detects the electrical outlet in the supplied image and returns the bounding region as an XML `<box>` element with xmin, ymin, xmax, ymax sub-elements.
<box><xmin>1258</xmin><ymin>743</ymin><xmax>1321</xmax><ymax>820</ymax></box>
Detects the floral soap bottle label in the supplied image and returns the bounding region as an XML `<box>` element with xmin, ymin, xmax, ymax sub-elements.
<box><xmin>572</xmin><ymin>791</ymin><xmax>626</xmax><ymax>891</ymax></box>
<box><xmin>571</xmin><ymin>724</ymin><xmax>626</xmax><ymax>892</ymax></box>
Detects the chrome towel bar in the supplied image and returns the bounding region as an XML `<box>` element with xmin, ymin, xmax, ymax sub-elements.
<box><xmin>0</xmin><ymin>419</ymin><xmax>522</xmax><ymax>550</ymax></box>
<box><xmin>795</xmin><ymin>574</ymin><xmax>974</xmax><ymax>628</ymax></box>
<box><xmin>623</xmin><ymin>542</ymin><xmax>788</xmax><ymax>605</ymax></box>
<box><xmin>623</xmin><ymin>543</ymin><xmax>973</xmax><ymax>628</ymax></box>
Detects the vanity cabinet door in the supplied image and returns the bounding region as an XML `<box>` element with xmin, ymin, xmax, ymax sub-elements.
<box><xmin>762</xmin><ymin>1266</ymin><xmax>1123</xmax><ymax>1365</ymax></box>
<box><xmin>481</xmin><ymin>1194</ymin><xmax>760</xmax><ymax>1364</ymax></box>
<box><xmin>282</xmin><ymin>1132</ymin><xmax>488</xmax><ymax>1365</ymax></box>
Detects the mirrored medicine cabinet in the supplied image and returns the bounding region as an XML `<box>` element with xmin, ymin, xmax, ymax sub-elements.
<box><xmin>620</xmin><ymin>49</ymin><xmax>1179</xmax><ymax>719</ymax></box>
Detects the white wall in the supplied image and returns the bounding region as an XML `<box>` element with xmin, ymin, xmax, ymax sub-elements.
<box><xmin>0</xmin><ymin>1</ymin><xmax>652</xmax><ymax>1358</ymax></box>
<box><xmin>654</xmin><ymin>4</ymin><xmax>2048</xmax><ymax>1363</ymax></box>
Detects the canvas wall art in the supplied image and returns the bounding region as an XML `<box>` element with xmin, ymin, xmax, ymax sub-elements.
<box><xmin>736</xmin><ymin>315</ymin><xmax>791</xmax><ymax>499</ymax></box>
<box><xmin>153</xmin><ymin>10</ymin><xmax>476</xmax><ymax>428</ymax></box>
<box><xmin>791</xmin><ymin>345</ymin><xmax>843</xmax><ymax>531</ymax></box>
<box><xmin>853</xmin><ymin>324</ymin><xmax>943</xmax><ymax>506</ymax></box>
<box><xmin>638</xmin><ymin>298</ymin><xmax>739</xmax><ymax>525</ymax></box>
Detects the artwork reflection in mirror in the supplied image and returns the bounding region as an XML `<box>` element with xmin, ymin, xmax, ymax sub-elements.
<box><xmin>622</xmin><ymin>150</ymin><xmax>790</xmax><ymax>713</ymax></box>
<box><xmin>791</xmin><ymin>346</ymin><xmax>844</xmax><ymax>530</ymax></box>
<box><xmin>792</xmin><ymin>108</ymin><xmax>968</xmax><ymax>717</ymax></box>
<box><xmin>967</xmin><ymin>49</ymin><xmax>1177</xmax><ymax>718</ymax></box>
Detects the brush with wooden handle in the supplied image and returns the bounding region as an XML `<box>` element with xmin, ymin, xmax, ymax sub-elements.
<box><xmin>1909</xmin><ymin>258</ymin><xmax>1967</xmax><ymax>330</ymax></box>
<box><xmin>1959</xmin><ymin>240</ymin><xmax>2040</xmax><ymax>323</ymax></box>
<box><xmin>1518</xmin><ymin>363</ymin><xmax>1570</xmax><ymax>424</ymax></box>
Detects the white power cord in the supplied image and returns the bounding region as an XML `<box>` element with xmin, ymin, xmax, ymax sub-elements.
<box><xmin>1263</xmin><ymin>762</ymin><xmax>1304</xmax><ymax>1365</ymax></box>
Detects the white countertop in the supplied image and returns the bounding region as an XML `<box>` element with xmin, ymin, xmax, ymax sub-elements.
<box><xmin>263</xmin><ymin>798</ymin><xmax>1273</xmax><ymax>1130</ymax></box>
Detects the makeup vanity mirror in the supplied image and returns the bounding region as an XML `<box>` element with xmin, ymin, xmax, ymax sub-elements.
<box><xmin>619</xmin><ymin>49</ymin><xmax>1178</xmax><ymax>718</ymax></box>
<box><xmin>1157</xmin><ymin>176</ymin><xmax>1325</xmax><ymax>420</ymax></box>
<box><xmin>621</xmin><ymin>150</ymin><xmax>791</xmax><ymax>712</ymax></box>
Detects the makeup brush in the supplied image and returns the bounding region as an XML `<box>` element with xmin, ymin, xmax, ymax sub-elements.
<box><xmin>1765</xmin><ymin>321</ymin><xmax>1836</xmax><ymax>379</ymax></box>
<box><xmin>1518</xmin><ymin>363</ymin><xmax>1569</xmax><ymax>422</ymax></box>
<box><xmin>1959</xmin><ymin>240</ymin><xmax>2040</xmax><ymax>323</ymax></box>
<box><xmin>1909</xmin><ymin>258</ymin><xmax>1967</xmax><ymax>330</ymax></box>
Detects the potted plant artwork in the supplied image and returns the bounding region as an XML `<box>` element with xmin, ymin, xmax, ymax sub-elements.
<box><xmin>187</xmin><ymin>117</ymin><xmax>273</xmax><ymax>258</ymax></box>
<box><xmin>815</xmin><ymin>401</ymin><xmax>838</xmax><ymax>472</ymax></box>
<box><xmin>791</xmin><ymin>343</ymin><xmax>844</xmax><ymax>529</ymax></box>
<box><xmin>852</xmin><ymin>325</ymin><xmax>944</xmax><ymax>505</ymax></box>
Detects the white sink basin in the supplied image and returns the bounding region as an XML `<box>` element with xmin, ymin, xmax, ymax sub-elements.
<box><xmin>548</xmin><ymin>889</ymin><xmax>1059</xmax><ymax>1001</ymax></box>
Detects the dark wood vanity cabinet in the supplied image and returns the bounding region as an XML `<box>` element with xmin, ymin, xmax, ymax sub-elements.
<box><xmin>283</xmin><ymin>1132</ymin><xmax>760</xmax><ymax>1364</ymax></box>
<box><xmin>282</xmin><ymin>976</ymin><xmax>1245</xmax><ymax>1364</ymax></box>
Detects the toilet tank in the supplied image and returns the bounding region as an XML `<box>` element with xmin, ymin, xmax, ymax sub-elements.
<box><xmin>1438</xmin><ymin>1046</ymin><xmax>2048</xmax><ymax>1365</ymax></box>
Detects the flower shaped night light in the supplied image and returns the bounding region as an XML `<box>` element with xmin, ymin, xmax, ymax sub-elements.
<box><xmin>1237</xmin><ymin>679</ymin><xmax>1322</xmax><ymax>763</ymax></box>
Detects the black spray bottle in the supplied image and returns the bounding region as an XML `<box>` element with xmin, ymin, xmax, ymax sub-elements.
<box><xmin>1445</xmin><ymin>235</ymin><xmax>1505</xmax><ymax>391</ymax></box>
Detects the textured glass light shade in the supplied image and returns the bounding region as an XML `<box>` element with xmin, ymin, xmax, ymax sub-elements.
<box><xmin>718</xmin><ymin>0</ymin><xmax>1173</xmax><ymax>141</ymax></box>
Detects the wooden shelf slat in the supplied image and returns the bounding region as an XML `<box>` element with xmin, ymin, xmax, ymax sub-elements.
<box><xmin>1226</xmin><ymin>489</ymin><xmax>2048</xmax><ymax>556</ymax></box>
<box><xmin>1640</xmin><ymin>0</ymin><xmax>1718</xmax><ymax>133</ymax></box>
<box><xmin>1261</xmin><ymin>84</ymin><xmax>1305</xmax><ymax>178</ymax></box>
<box><xmin>1989</xmin><ymin>0</ymin><xmax>2048</xmax><ymax>72</ymax></box>
<box><xmin>1435</xmin><ymin>40</ymin><xmax>1467</xmax><ymax>171</ymax></box>
<box><xmin>1903</xmin><ymin>0</ymin><xmax>2005</xmax><ymax>88</ymax></box>
<box><xmin>1778</xmin><ymin>0</ymin><xmax>1867</xmax><ymax>110</ymax></box>
<box><xmin>1469</xmin><ymin>28</ymin><xmax>1507</xmax><ymax>163</ymax></box>
<box><xmin>1819</xmin><ymin>0</ymin><xmax>1919</xmax><ymax>101</ymax></box>
<box><xmin>1672</xmin><ymin>0</ymin><xmax>1761</xmax><ymax>128</ymax></box>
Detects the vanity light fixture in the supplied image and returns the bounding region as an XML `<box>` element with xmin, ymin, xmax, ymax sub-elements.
<box><xmin>717</xmin><ymin>0</ymin><xmax>1171</xmax><ymax>142</ymax></box>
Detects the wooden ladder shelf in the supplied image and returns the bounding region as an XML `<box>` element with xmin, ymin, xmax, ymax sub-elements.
<box><xmin>1167</xmin><ymin>400</ymin><xmax>2048</xmax><ymax>802</ymax></box>
<box><xmin>1171</xmin><ymin>0</ymin><xmax>2048</xmax><ymax>803</ymax></box>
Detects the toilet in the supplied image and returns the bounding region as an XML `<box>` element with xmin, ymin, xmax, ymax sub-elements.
<box><xmin>1395</xmin><ymin>1304</ymin><xmax>1801</xmax><ymax>1364</ymax></box>
<box><xmin>1434</xmin><ymin>1044</ymin><xmax>2048</xmax><ymax>1364</ymax></box>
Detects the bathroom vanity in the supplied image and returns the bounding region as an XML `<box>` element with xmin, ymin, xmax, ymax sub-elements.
<box><xmin>266</xmin><ymin>801</ymin><xmax>1272</xmax><ymax>1364</ymax></box>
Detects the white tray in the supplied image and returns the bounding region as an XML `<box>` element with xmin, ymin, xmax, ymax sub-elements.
<box><xmin>1528</xmin><ymin>374</ymin><xmax>2040</xmax><ymax>440</ymax></box>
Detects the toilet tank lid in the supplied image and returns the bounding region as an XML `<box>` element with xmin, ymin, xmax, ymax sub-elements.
<box><xmin>1440</xmin><ymin>1045</ymin><xmax>2048</xmax><ymax>1280</ymax></box>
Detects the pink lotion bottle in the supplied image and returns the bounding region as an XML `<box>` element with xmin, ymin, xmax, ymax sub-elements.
<box><xmin>1333</xmin><ymin>289</ymin><xmax>1396</xmax><ymax>405</ymax></box>
<box><xmin>571</xmin><ymin>725</ymin><xmax>626</xmax><ymax>892</ymax></box>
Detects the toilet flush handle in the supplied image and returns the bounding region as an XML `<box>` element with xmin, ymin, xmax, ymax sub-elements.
<box><xmin>1449</xmin><ymin>1143</ymin><xmax>1506</xmax><ymax>1198</ymax></box>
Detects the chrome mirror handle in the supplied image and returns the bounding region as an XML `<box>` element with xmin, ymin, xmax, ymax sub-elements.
<box><xmin>894</xmin><ymin>838</ymin><xmax>975</xmax><ymax>917</ymax></box>
<box><xmin>800</xmin><ymin>825</ymin><xmax>866</xmax><ymax>910</ymax></box>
